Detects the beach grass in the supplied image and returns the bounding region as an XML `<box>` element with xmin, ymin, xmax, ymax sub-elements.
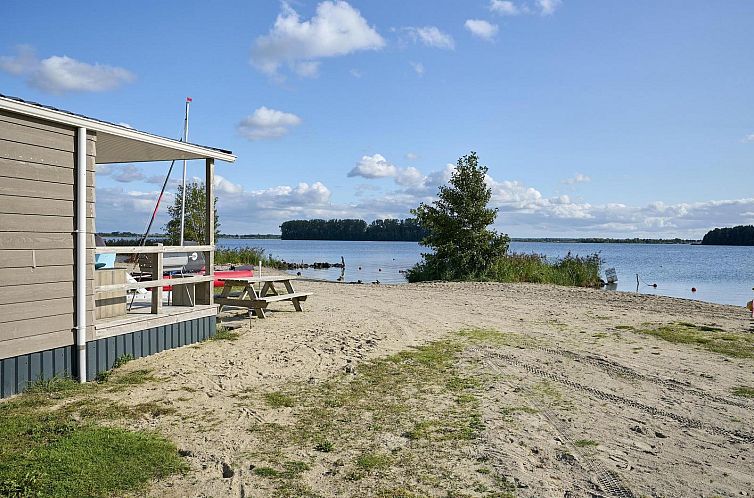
<box><xmin>487</xmin><ymin>252</ymin><xmax>602</xmax><ymax>287</ymax></box>
<box><xmin>215</xmin><ymin>246</ymin><xmax>286</xmax><ymax>268</ymax></box>
<box><xmin>626</xmin><ymin>322</ymin><xmax>754</xmax><ymax>359</ymax></box>
<box><xmin>0</xmin><ymin>377</ymin><xmax>185</xmax><ymax>497</ymax></box>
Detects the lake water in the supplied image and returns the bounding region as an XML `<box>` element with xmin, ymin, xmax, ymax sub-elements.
<box><xmin>217</xmin><ymin>239</ymin><xmax>754</xmax><ymax>307</ymax></box>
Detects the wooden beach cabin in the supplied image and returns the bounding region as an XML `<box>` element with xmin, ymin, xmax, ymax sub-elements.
<box><xmin>0</xmin><ymin>95</ymin><xmax>236</xmax><ymax>397</ymax></box>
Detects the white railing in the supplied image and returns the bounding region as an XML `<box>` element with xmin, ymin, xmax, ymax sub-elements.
<box><xmin>94</xmin><ymin>244</ymin><xmax>215</xmax><ymax>315</ymax></box>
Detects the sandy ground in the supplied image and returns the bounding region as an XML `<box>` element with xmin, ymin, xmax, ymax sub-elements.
<box><xmin>104</xmin><ymin>279</ymin><xmax>753</xmax><ymax>497</ymax></box>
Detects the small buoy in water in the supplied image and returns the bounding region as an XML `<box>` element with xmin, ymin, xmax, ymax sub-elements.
<box><xmin>652</xmin><ymin>283</ymin><xmax>657</xmax><ymax>288</ymax></box>
<box><xmin>691</xmin><ymin>287</ymin><xmax>697</xmax><ymax>292</ymax></box>
<box><xmin>378</xmin><ymin>268</ymin><xmax>382</xmax><ymax>272</ymax></box>
<box><xmin>358</xmin><ymin>266</ymin><xmax>362</xmax><ymax>270</ymax></box>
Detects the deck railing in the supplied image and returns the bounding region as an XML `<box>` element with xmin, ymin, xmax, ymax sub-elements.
<box><xmin>94</xmin><ymin>244</ymin><xmax>215</xmax><ymax>314</ymax></box>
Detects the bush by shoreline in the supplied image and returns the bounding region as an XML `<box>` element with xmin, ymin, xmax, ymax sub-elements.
<box><xmin>408</xmin><ymin>252</ymin><xmax>602</xmax><ymax>288</ymax></box>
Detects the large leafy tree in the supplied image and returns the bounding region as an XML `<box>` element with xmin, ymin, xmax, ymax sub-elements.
<box><xmin>407</xmin><ymin>152</ymin><xmax>509</xmax><ymax>282</ymax></box>
<box><xmin>164</xmin><ymin>181</ymin><xmax>220</xmax><ymax>245</ymax></box>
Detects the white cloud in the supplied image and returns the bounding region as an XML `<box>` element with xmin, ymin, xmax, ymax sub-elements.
<box><xmin>237</xmin><ymin>107</ymin><xmax>302</xmax><ymax>140</ymax></box>
<box><xmin>537</xmin><ymin>0</ymin><xmax>562</xmax><ymax>15</ymax></box>
<box><xmin>464</xmin><ymin>20</ymin><xmax>499</xmax><ymax>41</ymax></box>
<box><xmin>742</xmin><ymin>133</ymin><xmax>754</xmax><ymax>143</ymax></box>
<box><xmin>250</xmin><ymin>1</ymin><xmax>384</xmax><ymax>78</ymax></box>
<box><xmin>349</xmin><ymin>68</ymin><xmax>364</xmax><ymax>78</ymax></box>
<box><xmin>489</xmin><ymin>1</ymin><xmax>521</xmax><ymax>15</ymax></box>
<box><xmin>561</xmin><ymin>173</ymin><xmax>591</xmax><ymax>185</ymax></box>
<box><xmin>409</xmin><ymin>61</ymin><xmax>425</xmax><ymax>76</ymax></box>
<box><xmin>0</xmin><ymin>45</ymin><xmax>134</xmax><ymax>94</ymax></box>
<box><xmin>403</xmin><ymin>26</ymin><xmax>455</xmax><ymax>50</ymax></box>
<box><xmin>95</xmin><ymin>162</ymin><xmax>754</xmax><ymax>237</ymax></box>
<box><xmin>405</xmin><ymin>152</ymin><xmax>419</xmax><ymax>160</ymax></box>
<box><xmin>489</xmin><ymin>0</ymin><xmax>561</xmax><ymax>17</ymax></box>
<box><xmin>348</xmin><ymin>154</ymin><xmax>398</xmax><ymax>179</ymax></box>
<box><xmin>117</xmin><ymin>122</ymin><xmax>133</xmax><ymax>129</ymax></box>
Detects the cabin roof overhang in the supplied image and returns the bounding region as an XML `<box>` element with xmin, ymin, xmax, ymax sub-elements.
<box><xmin>0</xmin><ymin>94</ymin><xmax>236</xmax><ymax>164</ymax></box>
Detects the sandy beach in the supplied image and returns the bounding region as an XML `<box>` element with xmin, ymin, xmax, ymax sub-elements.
<box><xmin>74</xmin><ymin>280</ymin><xmax>753</xmax><ymax>497</ymax></box>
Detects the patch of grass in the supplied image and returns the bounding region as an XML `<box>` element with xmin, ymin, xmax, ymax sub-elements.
<box><xmin>356</xmin><ymin>452</ymin><xmax>391</xmax><ymax>472</ymax></box>
<box><xmin>253</xmin><ymin>466</ymin><xmax>282</xmax><ymax>478</ymax></box>
<box><xmin>112</xmin><ymin>354</ymin><xmax>135</xmax><ymax>369</ymax></box>
<box><xmin>251</xmin><ymin>461</ymin><xmax>310</xmax><ymax>480</ymax></box>
<box><xmin>264</xmin><ymin>391</ymin><xmax>295</xmax><ymax>408</ymax></box>
<box><xmin>209</xmin><ymin>329</ymin><xmax>241</xmax><ymax>341</ymax></box>
<box><xmin>574</xmin><ymin>439</ymin><xmax>598</xmax><ymax>448</ymax></box>
<box><xmin>314</xmin><ymin>440</ymin><xmax>334</xmax><ymax>452</ymax></box>
<box><xmin>500</xmin><ymin>405</ymin><xmax>538</xmax><ymax>421</ymax></box>
<box><xmin>630</xmin><ymin>323</ymin><xmax>754</xmax><ymax>359</ymax></box>
<box><xmin>0</xmin><ymin>395</ymin><xmax>186</xmax><ymax>497</ymax></box>
<box><xmin>25</xmin><ymin>376</ymin><xmax>84</xmax><ymax>398</ymax></box>
<box><xmin>731</xmin><ymin>386</ymin><xmax>754</xmax><ymax>398</ymax></box>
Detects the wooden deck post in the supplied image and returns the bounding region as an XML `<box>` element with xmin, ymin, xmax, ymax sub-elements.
<box><xmin>151</xmin><ymin>243</ymin><xmax>164</xmax><ymax>314</ymax></box>
<box><xmin>197</xmin><ymin>158</ymin><xmax>215</xmax><ymax>305</ymax></box>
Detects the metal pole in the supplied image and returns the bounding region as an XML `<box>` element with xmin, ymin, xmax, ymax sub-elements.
<box><xmin>76</xmin><ymin>127</ymin><xmax>88</xmax><ymax>382</ymax></box>
<box><xmin>179</xmin><ymin>97</ymin><xmax>191</xmax><ymax>246</ymax></box>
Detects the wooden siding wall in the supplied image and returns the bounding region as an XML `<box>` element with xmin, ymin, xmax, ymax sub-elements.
<box><xmin>0</xmin><ymin>109</ymin><xmax>96</xmax><ymax>361</ymax></box>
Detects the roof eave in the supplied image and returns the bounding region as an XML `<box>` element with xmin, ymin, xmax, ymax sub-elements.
<box><xmin>0</xmin><ymin>95</ymin><xmax>236</xmax><ymax>163</ymax></box>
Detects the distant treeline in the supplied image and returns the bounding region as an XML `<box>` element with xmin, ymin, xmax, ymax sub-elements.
<box><xmin>280</xmin><ymin>219</ymin><xmax>428</xmax><ymax>241</ymax></box>
<box><xmin>99</xmin><ymin>231</ymin><xmax>165</xmax><ymax>238</ymax></box>
<box><xmin>701</xmin><ymin>225</ymin><xmax>754</xmax><ymax>246</ymax></box>
<box><xmin>511</xmin><ymin>237</ymin><xmax>698</xmax><ymax>244</ymax></box>
<box><xmin>218</xmin><ymin>233</ymin><xmax>281</xmax><ymax>239</ymax></box>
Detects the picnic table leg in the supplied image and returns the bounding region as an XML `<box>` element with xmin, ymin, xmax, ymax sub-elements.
<box><xmin>218</xmin><ymin>281</ymin><xmax>233</xmax><ymax>312</ymax></box>
<box><xmin>283</xmin><ymin>280</ymin><xmax>304</xmax><ymax>312</ymax></box>
<box><xmin>254</xmin><ymin>305</ymin><xmax>266</xmax><ymax>318</ymax></box>
<box><xmin>291</xmin><ymin>297</ymin><xmax>303</xmax><ymax>312</ymax></box>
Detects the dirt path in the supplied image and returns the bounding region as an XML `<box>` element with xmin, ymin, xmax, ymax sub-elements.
<box><xmin>100</xmin><ymin>281</ymin><xmax>752</xmax><ymax>497</ymax></box>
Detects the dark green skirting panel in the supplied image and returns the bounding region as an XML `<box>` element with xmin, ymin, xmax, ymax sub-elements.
<box><xmin>0</xmin><ymin>315</ymin><xmax>215</xmax><ymax>398</ymax></box>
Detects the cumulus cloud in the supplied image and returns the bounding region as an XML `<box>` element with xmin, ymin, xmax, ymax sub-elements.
<box><xmin>0</xmin><ymin>45</ymin><xmax>134</xmax><ymax>94</ymax></box>
<box><xmin>464</xmin><ymin>20</ymin><xmax>499</xmax><ymax>41</ymax></box>
<box><xmin>537</xmin><ymin>0</ymin><xmax>562</xmax><ymax>15</ymax></box>
<box><xmin>405</xmin><ymin>152</ymin><xmax>419</xmax><ymax>160</ymax></box>
<box><xmin>237</xmin><ymin>107</ymin><xmax>302</xmax><ymax>140</ymax></box>
<box><xmin>409</xmin><ymin>61</ymin><xmax>425</xmax><ymax>76</ymax></box>
<box><xmin>403</xmin><ymin>26</ymin><xmax>455</xmax><ymax>50</ymax></box>
<box><xmin>489</xmin><ymin>0</ymin><xmax>521</xmax><ymax>15</ymax></box>
<box><xmin>111</xmin><ymin>164</ymin><xmax>146</xmax><ymax>183</ymax></box>
<box><xmin>742</xmin><ymin>133</ymin><xmax>754</xmax><ymax>143</ymax></box>
<box><xmin>489</xmin><ymin>0</ymin><xmax>561</xmax><ymax>16</ymax></box>
<box><xmin>561</xmin><ymin>173</ymin><xmax>591</xmax><ymax>185</ymax></box>
<box><xmin>95</xmin><ymin>162</ymin><xmax>754</xmax><ymax>237</ymax></box>
<box><xmin>348</xmin><ymin>154</ymin><xmax>398</xmax><ymax>179</ymax></box>
<box><xmin>250</xmin><ymin>1</ymin><xmax>384</xmax><ymax>78</ymax></box>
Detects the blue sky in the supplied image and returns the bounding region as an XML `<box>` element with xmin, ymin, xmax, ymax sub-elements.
<box><xmin>2</xmin><ymin>0</ymin><xmax>753</xmax><ymax>237</ymax></box>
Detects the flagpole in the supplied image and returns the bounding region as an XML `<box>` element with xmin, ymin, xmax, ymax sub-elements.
<box><xmin>179</xmin><ymin>97</ymin><xmax>191</xmax><ymax>246</ymax></box>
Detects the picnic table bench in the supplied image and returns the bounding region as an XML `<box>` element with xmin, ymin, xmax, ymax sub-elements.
<box><xmin>215</xmin><ymin>275</ymin><xmax>312</xmax><ymax>318</ymax></box>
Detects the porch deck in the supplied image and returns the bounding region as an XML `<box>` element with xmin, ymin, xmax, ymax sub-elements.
<box><xmin>95</xmin><ymin>290</ymin><xmax>217</xmax><ymax>339</ymax></box>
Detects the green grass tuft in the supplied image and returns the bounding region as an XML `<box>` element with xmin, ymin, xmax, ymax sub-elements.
<box><xmin>0</xmin><ymin>406</ymin><xmax>186</xmax><ymax>497</ymax></box>
<box><xmin>356</xmin><ymin>452</ymin><xmax>391</xmax><ymax>472</ymax></box>
<box><xmin>629</xmin><ymin>322</ymin><xmax>754</xmax><ymax>359</ymax></box>
<box><xmin>209</xmin><ymin>329</ymin><xmax>241</xmax><ymax>341</ymax></box>
<box><xmin>264</xmin><ymin>391</ymin><xmax>296</xmax><ymax>408</ymax></box>
<box><xmin>732</xmin><ymin>386</ymin><xmax>754</xmax><ymax>398</ymax></box>
<box><xmin>574</xmin><ymin>439</ymin><xmax>598</xmax><ymax>448</ymax></box>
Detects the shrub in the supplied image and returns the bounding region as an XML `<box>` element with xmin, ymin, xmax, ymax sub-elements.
<box><xmin>214</xmin><ymin>247</ymin><xmax>285</xmax><ymax>268</ymax></box>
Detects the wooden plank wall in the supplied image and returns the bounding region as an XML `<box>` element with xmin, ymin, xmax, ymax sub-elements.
<box><xmin>0</xmin><ymin>109</ymin><xmax>97</xmax><ymax>360</ymax></box>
